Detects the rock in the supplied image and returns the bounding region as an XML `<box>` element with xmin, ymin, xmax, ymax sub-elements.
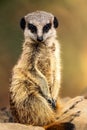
<box><xmin>0</xmin><ymin>123</ymin><xmax>44</xmax><ymax>130</ymax></box>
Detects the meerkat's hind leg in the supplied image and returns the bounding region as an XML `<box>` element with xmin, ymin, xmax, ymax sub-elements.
<box><xmin>61</xmin><ymin>96</ymin><xmax>84</xmax><ymax>114</ymax></box>
<box><xmin>56</xmin><ymin>109</ymin><xmax>80</xmax><ymax>123</ymax></box>
<box><xmin>55</xmin><ymin>96</ymin><xmax>84</xmax><ymax>123</ymax></box>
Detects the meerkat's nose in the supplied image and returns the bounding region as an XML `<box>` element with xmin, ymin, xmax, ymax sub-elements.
<box><xmin>37</xmin><ymin>36</ymin><xmax>43</xmax><ymax>42</ymax></box>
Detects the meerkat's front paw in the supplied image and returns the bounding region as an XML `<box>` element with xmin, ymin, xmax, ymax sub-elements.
<box><xmin>47</xmin><ymin>98</ymin><xmax>56</xmax><ymax>110</ymax></box>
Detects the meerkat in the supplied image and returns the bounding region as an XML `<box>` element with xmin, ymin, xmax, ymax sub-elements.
<box><xmin>10</xmin><ymin>11</ymin><xmax>83</xmax><ymax>130</ymax></box>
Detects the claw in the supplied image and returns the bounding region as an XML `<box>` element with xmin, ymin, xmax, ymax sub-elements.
<box><xmin>47</xmin><ymin>98</ymin><xmax>56</xmax><ymax>110</ymax></box>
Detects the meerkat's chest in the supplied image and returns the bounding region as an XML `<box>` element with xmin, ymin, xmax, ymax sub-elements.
<box><xmin>37</xmin><ymin>56</ymin><xmax>51</xmax><ymax>75</ymax></box>
<box><xmin>37</xmin><ymin>50</ymin><xmax>55</xmax><ymax>86</ymax></box>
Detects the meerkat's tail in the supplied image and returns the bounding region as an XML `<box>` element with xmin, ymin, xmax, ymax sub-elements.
<box><xmin>44</xmin><ymin>122</ymin><xmax>75</xmax><ymax>130</ymax></box>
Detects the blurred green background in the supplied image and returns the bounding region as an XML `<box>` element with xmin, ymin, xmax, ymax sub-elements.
<box><xmin>0</xmin><ymin>0</ymin><xmax>87</xmax><ymax>108</ymax></box>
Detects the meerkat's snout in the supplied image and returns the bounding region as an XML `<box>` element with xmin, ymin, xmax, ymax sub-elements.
<box><xmin>37</xmin><ymin>36</ymin><xmax>43</xmax><ymax>42</ymax></box>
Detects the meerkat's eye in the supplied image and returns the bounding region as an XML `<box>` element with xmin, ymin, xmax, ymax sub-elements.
<box><xmin>28</xmin><ymin>23</ymin><xmax>37</xmax><ymax>33</ymax></box>
<box><xmin>43</xmin><ymin>23</ymin><xmax>52</xmax><ymax>33</ymax></box>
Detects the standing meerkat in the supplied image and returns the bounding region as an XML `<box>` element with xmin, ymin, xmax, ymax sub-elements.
<box><xmin>10</xmin><ymin>11</ymin><xmax>83</xmax><ymax>130</ymax></box>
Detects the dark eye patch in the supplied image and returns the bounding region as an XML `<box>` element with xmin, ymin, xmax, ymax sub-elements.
<box><xmin>43</xmin><ymin>23</ymin><xmax>51</xmax><ymax>33</ymax></box>
<box><xmin>28</xmin><ymin>23</ymin><xmax>37</xmax><ymax>33</ymax></box>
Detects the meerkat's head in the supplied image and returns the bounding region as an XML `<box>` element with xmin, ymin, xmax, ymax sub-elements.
<box><xmin>20</xmin><ymin>11</ymin><xmax>58</xmax><ymax>44</ymax></box>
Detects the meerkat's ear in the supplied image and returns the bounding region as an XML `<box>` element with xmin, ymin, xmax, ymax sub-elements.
<box><xmin>53</xmin><ymin>16</ymin><xmax>59</xmax><ymax>28</ymax></box>
<box><xmin>20</xmin><ymin>17</ymin><xmax>26</xmax><ymax>30</ymax></box>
